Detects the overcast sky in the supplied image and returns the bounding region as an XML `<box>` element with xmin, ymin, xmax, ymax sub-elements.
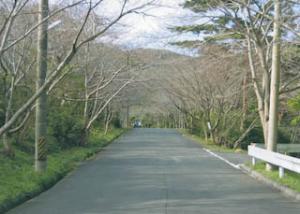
<box><xmin>50</xmin><ymin>0</ymin><xmax>201</xmax><ymax>55</ymax></box>
<box><xmin>98</xmin><ymin>0</ymin><xmax>201</xmax><ymax>55</ymax></box>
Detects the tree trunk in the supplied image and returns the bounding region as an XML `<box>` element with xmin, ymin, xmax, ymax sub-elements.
<box><xmin>126</xmin><ymin>105</ymin><xmax>130</xmax><ymax>128</ymax></box>
<box><xmin>104</xmin><ymin>118</ymin><xmax>110</xmax><ymax>135</ymax></box>
<box><xmin>240</xmin><ymin>72</ymin><xmax>248</xmax><ymax>131</ymax></box>
<box><xmin>234</xmin><ymin>118</ymin><xmax>257</xmax><ymax>149</ymax></box>
<box><xmin>35</xmin><ymin>0</ymin><xmax>49</xmax><ymax>172</ymax></box>
<box><xmin>83</xmin><ymin>44</ymin><xmax>90</xmax><ymax>129</ymax></box>
<box><xmin>2</xmin><ymin>77</ymin><xmax>15</xmax><ymax>156</ymax></box>
<box><xmin>104</xmin><ymin>107</ymin><xmax>112</xmax><ymax>135</ymax></box>
<box><xmin>210</xmin><ymin>130</ymin><xmax>216</xmax><ymax>144</ymax></box>
<box><xmin>80</xmin><ymin>127</ymin><xmax>89</xmax><ymax>146</ymax></box>
<box><xmin>266</xmin><ymin>0</ymin><xmax>281</xmax><ymax>171</ymax></box>
<box><xmin>202</xmin><ymin>122</ymin><xmax>208</xmax><ymax>143</ymax></box>
<box><xmin>257</xmin><ymin>45</ymin><xmax>270</xmax><ymax>146</ymax></box>
<box><xmin>246</xmin><ymin>35</ymin><xmax>268</xmax><ymax>146</ymax></box>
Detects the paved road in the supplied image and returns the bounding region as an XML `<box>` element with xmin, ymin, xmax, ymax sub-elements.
<box><xmin>8</xmin><ymin>129</ymin><xmax>300</xmax><ymax>214</ymax></box>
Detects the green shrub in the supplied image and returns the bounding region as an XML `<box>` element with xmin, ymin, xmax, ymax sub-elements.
<box><xmin>0</xmin><ymin>129</ymin><xmax>124</xmax><ymax>213</ymax></box>
<box><xmin>111</xmin><ymin>116</ymin><xmax>122</xmax><ymax>128</ymax></box>
<box><xmin>242</xmin><ymin>127</ymin><xmax>264</xmax><ymax>148</ymax></box>
<box><xmin>48</xmin><ymin>108</ymin><xmax>84</xmax><ymax>149</ymax></box>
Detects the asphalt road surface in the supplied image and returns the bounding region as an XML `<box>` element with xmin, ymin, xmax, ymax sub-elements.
<box><xmin>7</xmin><ymin>129</ymin><xmax>300</xmax><ymax>214</ymax></box>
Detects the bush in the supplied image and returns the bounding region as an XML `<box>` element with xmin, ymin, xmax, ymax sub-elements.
<box><xmin>0</xmin><ymin>128</ymin><xmax>124</xmax><ymax>213</ymax></box>
<box><xmin>240</xmin><ymin>126</ymin><xmax>291</xmax><ymax>150</ymax></box>
<box><xmin>241</xmin><ymin>127</ymin><xmax>264</xmax><ymax>149</ymax></box>
<box><xmin>111</xmin><ymin>116</ymin><xmax>122</xmax><ymax>128</ymax></box>
<box><xmin>48</xmin><ymin>108</ymin><xmax>84</xmax><ymax>149</ymax></box>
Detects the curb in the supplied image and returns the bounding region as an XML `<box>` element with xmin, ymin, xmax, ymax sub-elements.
<box><xmin>239</xmin><ymin>164</ymin><xmax>300</xmax><ymax>201</ymax></box>
<box><xmin>201</xmin><ymin>146</ymin><xmax>300</xmax><ymax>202</ymax></box>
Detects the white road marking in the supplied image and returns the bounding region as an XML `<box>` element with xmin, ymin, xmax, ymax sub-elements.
<box><xmin>203</xmin><ymin>148</ymin><xmax>241</xmax><ymax>169</ymax></box>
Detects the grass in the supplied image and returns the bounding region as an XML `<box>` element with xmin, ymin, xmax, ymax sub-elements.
<box><xmin>250</xmin><ymin>162</ymin><xmax>300</xmax><ymax>193</ymax></box>
<box><xmin>178</xmin><ymin>129</ymin><xmax>244</xmax><ymax>153</ymax></box>
<box><xmin>0</xmin><ymin>128</ymin><xmax>125</xmax><ymax>213</ymax></box>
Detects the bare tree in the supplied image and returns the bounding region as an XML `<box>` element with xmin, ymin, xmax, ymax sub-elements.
<box><xmin>266</xmin><ymin>0</ymin><xmax>282</xmax><ymax>171</ymax></box>
<box><xmin>163</xmin><ymin>46</ymin><xmax>245</xmax><ymax>145</ymax></box>
<box><xmin>173</xmin><ymin>0</ymin><xmax>299</xmax><ymax>147</ymax></box>
<box><xmin>0</xmin><ymin>0</ymin><xmax>155</xmax><ymax>139</ymax></box>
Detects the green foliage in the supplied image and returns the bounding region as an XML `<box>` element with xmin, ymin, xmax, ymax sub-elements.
<box><xmin>278</xmin><ymin>127</ymin><xmax>292</xmax><ymax>144</ymax></box>
<box><xmin>171</xmin><ymin>0</ymin><xmax>245</xmax><ymax>47</ymax></box>
<box><xmin>190</xmin><ymin>120</ymin><xmax>202</xmax><ymax>136</ymax></box>
<box><xmin>251</xmin><ymin>163</ymin><xmax>300</xmax><ymax>193</ymax></box>
<box><xmin>242</xmin><ymin>127</ymin><xmax>264</xmax><ymax>145</ymax></box>
<box><xmin>183</xmin><ymin>0</ymin><xmax>232</xmax><ymax>12</ymax></box>
<box><xmin>288</xmin><ymin>95</ymin><xmax>300</xmax><ymax>111</ymax></box>
<box><xmin>0</xmin><ymin>129</ymin><xmax>124</xmax><ymax>213</ymax></box>
<box><xmin>0</xmin><ymin>97</ymin><xmax>5</xmax><ymax>126</ymax></box>
<box><xmin>288</xmin><ymin>95</ymin><xmax>300</xmax><ymax>126</ymax></box>
<box><xmin>12</xmin><ymin>126</ymin><xmax>36</xmax><ymax>154</ymax></box>
<box><xmin>111</xmin><ymin>115</ymin><xmax>122</xmax><ymax>129</ymax></box>
<box><xmin>179</xmin><ymin>129</ymin><xmax>241</xmax><ymax>153</ymax></box>
<box><xmin>203</xmin><ymin>32</ymin><xmax>244</xmax><ymax>43</ymax></box>
<box><xmin>142</xmin><ymin>113</ymin><xmax>156</xmax><ymax>128</ymax></box>
<box><xmin>241</xmin><ymin>126</ymin><xmax>291</xmax><ymax>149</ymax></box>
<box><xmin>48</xmin><ymin>104</ymin><xmax>84</xmax><ymax>149</ymax></box>
<box><xmin>174</xmin><ymin>24</ymin><xmax>219</xmax><ymax>34</ymax></box>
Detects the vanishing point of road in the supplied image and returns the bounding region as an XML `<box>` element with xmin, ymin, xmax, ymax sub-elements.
<box><xmin>8</xmin><ymin>129</ymin><xmax>300</xmax><ymax>214</ymax></box>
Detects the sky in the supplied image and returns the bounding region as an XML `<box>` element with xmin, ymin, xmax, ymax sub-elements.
<box><xmin>97</xmin><ymin>0</ymin><xmax>201</xmax><ymax>55</ymax></box>
<box><xmin>49</xmin><ymin>0</ymin><xmax>201</xmax><ymax>55</ymax></box>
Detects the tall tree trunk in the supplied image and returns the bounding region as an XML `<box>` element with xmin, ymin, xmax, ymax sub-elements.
<box><xmin>126</xmin><ymin>105</ymin><xmax>130</xmax><ymax>128</ymax></box>
<box><xmin>257</xmin><ymin>45</ymin><xmax>270</xmax><ymax>146</ymax></box>
<box><xmin>81</xmin><ymin>50</ymin><xmax>91</xmax><ymax>146</ymax></box>
<box><xmin>80</xmin><ymin>127</ymin><xmax>89</xmax><ymax>146</ymax></box>
<box><xmin>266</xmin><ymin>0</ymin><xmax>281</xmax><ymax>171</ymax></box>
<box><xmin>35</xmin><ymin>0</ymin><xmax>49</xmax><ymax>172</ymax></box>
<box><xmin>2</xmin><ymin>77</ymin><xmax>15</xmax><ymax>156</ymax></box>
<box><xmin>240</xmin><ymin>72</ymin><xmax>248</xmax><ymax>131</ymax></box>
<box><xmin>83</xmin><ymin>44</ymin><xmax>90</xmax><ymax>132</ymax></box>
<box><xmin>202</xmin><ymin>122</ymin><xmax>208</xmax><ymax>143</ymax></box>
<box><xmin>246</xmin><ymin>35</ymin><xmax>268</xmax><ymax>146</ymax></box>
<box><xmin>104</xmin><ymin>106</ymin><xmax>112</xmax><ymax>135</ymax></box>
<box><xmin>83</xmin><ymin>69</ymin><xmax>89</xmax><ymax>129</ymax></box>
<box><xmin>104</xmin><ymin>114</ymin><xmax>111</xmax><ymax>135</ymax></box>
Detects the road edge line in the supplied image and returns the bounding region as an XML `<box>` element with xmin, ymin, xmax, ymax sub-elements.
<box><xmin>203</xmin><ymin>147</ymin><xmax>300</xmax><ymax>201</ymax></box>
<box><xmin>202</xmin><ymin>148</ymin><xmax>240</xmax><ymax>169</ymax></box>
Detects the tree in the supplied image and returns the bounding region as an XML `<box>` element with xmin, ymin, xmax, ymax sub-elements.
<box><xmin>172</xmin><ymin>0</ymin><xmax>298</xmax><ymax>148</ymax></box>
<box><xmin>0</xmin><ymin>0</ymin><xmax>155</xmax><ymax>139</ymax></box>
<box><xmin>163</xmin><ymin>45</ymin><xmax>246</xmax><ymax>146</ymax></box>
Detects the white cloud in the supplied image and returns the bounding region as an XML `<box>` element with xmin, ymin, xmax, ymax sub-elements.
<box><xmin>96</xmin><ymin>0</ymin><xmax>200</xmax><ymax>54</ymax></box>
<box><xmin>49</xmin><ymin>0</ymin><xmax>200</xmax><ymax>54</ymax></box>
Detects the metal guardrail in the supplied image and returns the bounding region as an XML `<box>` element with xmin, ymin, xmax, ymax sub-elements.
<box><xmin>255</xmin><ymin>143</ymin><xmax>300</xmax><ymax>154</ymax></box>
<box><xmin>248</xmin><ymin>144</ymin><xmax>300</xmax><ymax>178</ymax></box>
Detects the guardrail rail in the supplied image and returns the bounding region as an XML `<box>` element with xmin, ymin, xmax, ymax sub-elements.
<box><xmin>248</xmin><ymin>144</ymin><xmax>300</xmax><ymax>178</ymax></box>
<box><xmin>255</xmin><ymin>143</ymin><xmax>300</xmax><ymax>154</ymax></box>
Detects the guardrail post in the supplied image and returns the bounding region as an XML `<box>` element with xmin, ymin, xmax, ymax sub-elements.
<box><xmin>279</xmin><ymin>167</ymin><xmax>285</xmax><ymax>178</ymax></box>
<box><xmin>252</xmin><ymin>157</ymin><xmax>256</xmax><ymax>166</ymax></box>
